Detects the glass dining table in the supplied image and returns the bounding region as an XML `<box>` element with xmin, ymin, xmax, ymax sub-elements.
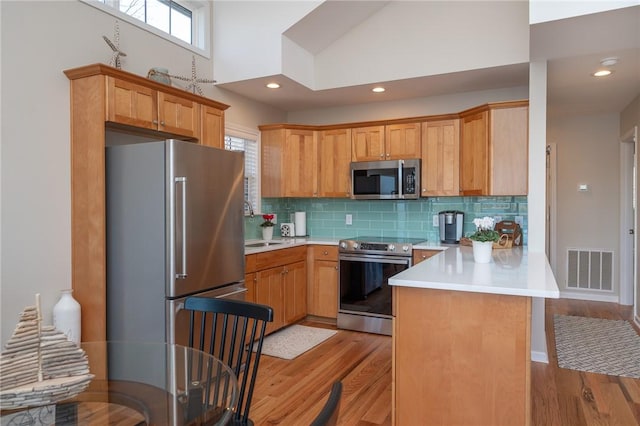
<box><xmin>1</xmin><ymin>341</ymin><xmax>238</xmax><ymax>425</ymax></box>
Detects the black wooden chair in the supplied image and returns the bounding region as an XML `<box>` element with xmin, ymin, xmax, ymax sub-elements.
<box><xmin>310</xmin><ymin>381</ymin><xmax>343</xmax><ymax>426</ymax></box>
<box><xmin>183</xmin><ymin>296</ymin><xmax>273</xmax><ymax>426</ymax></box>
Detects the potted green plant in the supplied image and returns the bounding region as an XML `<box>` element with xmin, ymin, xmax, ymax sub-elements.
<box><xmin>260</xmin><ymin>214</ymin><xmax>275</xmax><ymax>240</ymax></box>
<box><xmin>469</xmin><ymin>217</ymin><xmax>500</xmax><ymax>263</ymax></box>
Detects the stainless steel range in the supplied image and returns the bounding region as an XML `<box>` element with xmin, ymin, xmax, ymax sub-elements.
<box><xmin>338</xmin><ymin>236</ymin><xmax>425</xmax><ymax>335</ymax></box>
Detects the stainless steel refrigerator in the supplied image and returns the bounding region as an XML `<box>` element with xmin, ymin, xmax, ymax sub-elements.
<box><xmin>106</xmin><ymin>139</ymin><xmax>246</xmax><ymax>347</ymax></box>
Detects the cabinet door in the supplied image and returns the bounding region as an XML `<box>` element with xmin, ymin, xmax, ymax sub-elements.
<box><xmin>311</xmin><ymin>259</ymin><xmax>338</xmax><ymax>318</ymax></box>
<box><xmin>106</xmin><ymin>77</ymin><xmax>157</xmax><ymax>130</ymax></box>
<box><xmin>284</xmin><ymin>261</ymin><xmax>307</xmax><ymax>324</ymax></box>
<box><xmin>351</xmin><ymin>126</ymin><xmax>385</xmax><ymax>161</ymax></box>
<box><xmin>421</xmin><ymin>120</ymin><xmax>460</xmax><ymax>196</ymax></box>
<box><xmin>318</xmin><ymin>129</ymin><xmax>352</xmax><ymax>197</ymax></box>
<box><xmin>261</xmin><ymin>129</ymin><xmax>286</xmax><ymax>197</ymax></box>
<box><xmin>256</xmin><ymin>266</ymin><xmax>285</xmax><ymax>335</ymax></box>
<box><xmin>385</xmin><ymin>123</ymin><xmax>421</xmax><ymax>160</ymax></box>
<box><xmin>200</xmin><ymin>105</ymin><xmax>224</xmax><ymax>148</ymax></box>
<box><xmin>460</xmin><ymin>111</ymin><xmax>488</xmax><ymax>195</ymax></box>
<box><xmin>283</xmin><ymin>129</ymin><xmax>317</xmax><ymax>197</ymax></box>
<box><xmin>245</xmin><ymin>272</ymin><xmax>256</xmax><ymax>303</ymax></box>
<box><xmin>158</xmin><ymin>92</ymin><xmax>199</xmax><ymax>138</ymax></box>
<box><xmin>489</xmin><ymin>107</ymin><xmax>528</xmax><ymax>195</ymax></box>
<box><xmin>412</xmin><ymin>249</ymin><xmax>441</xmax><ymax>265</ymax></box>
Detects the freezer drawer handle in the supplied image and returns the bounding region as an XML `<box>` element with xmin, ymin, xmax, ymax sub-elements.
<box><xmin>176</xmin><ymin>176</ymin><xmax>188</xmax><ymax>279</ymax></box>
<box><xmin>216</xmin><ymin>287</ymin><xmax>249</xmax><ymax>298</ymax></box>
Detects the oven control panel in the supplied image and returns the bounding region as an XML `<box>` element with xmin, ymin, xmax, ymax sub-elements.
<box><xmin>339</xmin><ymin>240</ymin><xmax>413</xmax><ymax>255</ymax></box>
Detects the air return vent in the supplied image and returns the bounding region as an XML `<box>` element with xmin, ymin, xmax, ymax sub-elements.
<box><xmin>566</xmin><ymin>249</ymin><xmax>614</xmax><ymax>291</ymax></box>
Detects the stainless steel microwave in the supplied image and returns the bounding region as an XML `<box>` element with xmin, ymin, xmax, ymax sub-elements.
<box><xmin>350</xmin><ymin>159</ymin><xmax>420</xmax><ymax>200</ymax></box>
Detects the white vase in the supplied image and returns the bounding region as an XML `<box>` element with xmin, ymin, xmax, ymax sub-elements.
<box><xmin>53</xmin><ymin>289</ymin><xmax>81</xmax><ymax>345</ymax></box>
<box><xmin>472</xmin><ymin>240</ymin><xmax>493</xmax><ymax>264</ymax></box>
<box><xmin>262</xmin><ymin>226</ymin><xmax>274</xmax><ymax>241</ymax></box>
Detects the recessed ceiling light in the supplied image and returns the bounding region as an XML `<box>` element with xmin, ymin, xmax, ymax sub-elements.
<box><xmin>600</xmin><ymin>57</ymin><xmax>618</xmax><ymax>67</ymax></box>
<box><xmin>266</xmin><ymin>82</ymin><xmax>280</xmax><ymax>89</ymax></box>
<box><xmin>372</xmin><ymin>87</ymin><xmax>385</xmax><ymax>93</ymax></box>
<box><xmin>593</xmin><ymin>69</ymin><xmax>613</xmax><ymax>77</ymax></box>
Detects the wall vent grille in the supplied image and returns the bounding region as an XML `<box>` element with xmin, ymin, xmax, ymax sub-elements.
<box><xmin>566</xmin><ymin>249</ymin><xmax>614</xmax><ymax>291</ymax></box>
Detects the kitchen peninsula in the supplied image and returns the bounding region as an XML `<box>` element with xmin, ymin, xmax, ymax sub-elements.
<box><xmin>389</xmin><ymin>246</ymin><xmax>559</xmax><ymax>426</ymax></box>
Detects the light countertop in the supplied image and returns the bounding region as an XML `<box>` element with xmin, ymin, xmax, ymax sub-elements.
<box><xmin>389</xmin><ymin>245</ymin><xmax>560</xmax><ymax>299</ymax></box>
<box><xmin>244</xmin><ymin>238</ymin><xmax>338</xmax><ymax>255</ymax></box>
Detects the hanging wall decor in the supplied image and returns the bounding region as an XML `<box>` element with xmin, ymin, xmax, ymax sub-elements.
<box><xmin>103</xmin><ymin>20</ymin><xmax>127</xmax><ymax>69</ymax></box>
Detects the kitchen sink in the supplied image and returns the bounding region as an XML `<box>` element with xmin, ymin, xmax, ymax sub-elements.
<box><xmin>245</xmin><ymin>241</ymin><xmax>285</xmax><ymax>248</ymax></box>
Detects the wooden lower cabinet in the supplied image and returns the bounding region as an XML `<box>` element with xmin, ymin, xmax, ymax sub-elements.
<box><xmin>307</xmin><ymin>245</ymin><xmax>339</xmax><ymax>319</ymax></box>
<box><xmin>252</xmin><ymin>246</ymin><xmax>307</xmax><ymax>335</ymax></box>
<box><xmin>283</xmin><ymin>261</ymin><xmax>307</xmax><ymax>323</ymax></box>
<box><xmin>244</xmin><ymin>254</ymin><xmax>257</xmax><ymax>303</ymax></box>
<box><xmin>412</xmin><ymin>249</ymin><xmax>441</xmax><ymax>265</ymax></box>
<box><xmin>393</xmin><ymin>286</ymin><xmax>531</xmax><ymax>426</ymax></box>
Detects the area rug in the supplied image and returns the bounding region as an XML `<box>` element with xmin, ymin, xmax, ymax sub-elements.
<box><xmin>553</xmin><ymin>314</ymin><xmax>640</xmax><ymax>378</ymax></box>
<box><xmin>257</xmin><ymin>325</ymin><xmax>337</xmax><ymax>360</ymax></box>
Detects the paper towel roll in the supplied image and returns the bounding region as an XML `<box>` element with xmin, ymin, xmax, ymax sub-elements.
<box><xmin>294</xmin><ymin>211</ymin><xmax>306</xmax><ymax>236</ymax></box>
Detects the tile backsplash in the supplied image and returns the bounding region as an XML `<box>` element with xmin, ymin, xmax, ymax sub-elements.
<box><xmin>245</xmin><ymin>196</ymin><xmax>527</xmax><ymax>244</ymax></box>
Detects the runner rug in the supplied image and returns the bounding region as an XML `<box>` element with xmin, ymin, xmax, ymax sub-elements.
<box><xmin>553</xmin><ymin>314</ymin><xmax>640</xmax><ymax>378</ymax></box>
<box><xmin>257</xmin><ymin>325</ymin><xmax>337</xmax><ymax>360</ymax></box>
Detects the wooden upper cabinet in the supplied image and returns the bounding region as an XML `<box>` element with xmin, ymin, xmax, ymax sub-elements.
<box><xmin>385</xmin><ymin>123</ymin><xmax>421</xmax><ymax>160</ymax></box>
<box><xmin>261</xmin><ymin>127</ymin><xmax>317</xmax><ymax>197</ymax></box>
<box><xmin>421</xmin><ymin>119</ymin><xmax>460</xmax><ymax>196</ymax></box>
<box><xmin>158</xmin><ymin>92</ymin><xmax>199</xmax><ymax>138</ymax></box>
<box><xmin>200</xmin><ymin>105</ymin><xmax>224</xmax><ymax>148</ymax></box>
<box><xmin>106</xmin><ymin>76</ymin><xmax>200</xmax><ymax>139</ymax></box>
<box><xmin>352</xmin><ymin>124</ymin><xmax>420</xmax><ymax>161</ymax></box>
<box><xmin>490</xmin><ymin>106</ymin><xmax>528</xmax><ymax>195</ymax></box>
<box><xmin>284</xmin><ymin>129</ymin><xmax>317</xmax><ymax>197</ymax></box>
<box><xmin>318</xmin><ymin>128</ymin><xmax>352</xmax><ymax>197</ymax></box>
<box><xmin>107</xmin><ymin>77</ymin><xmax>157</xmax><ymax>130</ymax></box>
<box><xmin>351</xmin><ymin>126</ymin><xmax>385</xmax><ymax>161</ymax></box>
<box><xmin>459</xmin><ymin>101</ymin><xmax>529</xmax><ymax>196</ymax></box>
<box><xmin>460</xmin><ymin>110</ymin><xmax>489</xmax><ymax>195</ymax></box>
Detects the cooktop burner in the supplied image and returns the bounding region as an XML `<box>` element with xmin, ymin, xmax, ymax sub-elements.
<box><xmin>338</xmin><ymin>236</ymin><xmax>427</xmax><ymax>256</ymax></box>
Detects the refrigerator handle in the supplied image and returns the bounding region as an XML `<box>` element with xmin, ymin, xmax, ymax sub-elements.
<box><xmin>176</xmin><ymin>176</ymin><xmax>188</xmax><ymax>279</ymax></box>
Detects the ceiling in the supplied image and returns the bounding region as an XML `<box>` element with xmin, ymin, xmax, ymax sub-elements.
<box><xmin>216</xmin><ymin>5</ymin><xmax>640</xmax><ymax>118</ymax></box>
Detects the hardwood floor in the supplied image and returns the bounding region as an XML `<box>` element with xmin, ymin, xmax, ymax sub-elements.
<box><xmin>249</xmin><ymin>300</ymin><xmax>640</xmax><ymax>425</ymax></box>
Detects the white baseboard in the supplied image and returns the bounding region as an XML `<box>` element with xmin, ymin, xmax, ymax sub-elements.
<box><xmin>559</xmin><ymin>291</ymin><xmax>619</xmax><ymax>304</ymax></box>
<box><xmin>531</xmin><ymin>350</ymin><xmax>549</xmax><ymax>364</ymax></box>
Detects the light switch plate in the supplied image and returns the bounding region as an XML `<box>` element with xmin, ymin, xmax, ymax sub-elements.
<box><xmin>433</xmin><ymin>215</ymin><xmax>439</xmax><ymax>227</ymax></box>
<box><xmin>346</xmin><ymin>214</ymin><xmax>352</xmax><ymax>225</ymax></box>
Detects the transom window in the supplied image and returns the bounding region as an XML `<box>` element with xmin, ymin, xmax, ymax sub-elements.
<box><xmin>81</xmin><ymin>0</ymin><xmax>210</xmax><ymax>56</ymax></box>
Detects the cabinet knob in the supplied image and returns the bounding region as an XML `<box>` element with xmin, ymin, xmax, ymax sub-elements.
<box><xmin>323</xmin><ymin>251</ymin><xmax>328</xmax><ymax>256</ymax></box>
<box><xmin>334</xmin><ymin>266</ymin><xmax>338</xmax><ymax>270</ymax></box>
<box><xmin>160</xmin><ymin>121</ymin><xmax>165</xmax><ymax>126</ymax></box>
<box><xmin>152</xmin><ymin>119</ymin><xmax>158</xmax><ymax>125</ymax></box>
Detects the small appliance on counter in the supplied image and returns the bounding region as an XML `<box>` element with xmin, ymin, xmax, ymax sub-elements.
<box><xmin>438</xmin><ymin>210</ymin><xmax>464</xmax><ymax>244</ymax></box>
<box><xmin>280</xmin><ymin>222</ymin><xmax>295</xmax><ymax>237</ymax></box>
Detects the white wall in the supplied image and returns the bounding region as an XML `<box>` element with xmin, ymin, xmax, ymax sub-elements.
<box><xmin>530</xmin><ymin>0</ymin><xmax>639</xmax><ymax>24</ymax></box>
<box><xmin>0</xmin><ymin>1</ymin><xmax>284</xmax><ymax>346</ymax></box>
<box><xmin>212</xmin><ymin>0</ymin><xmax>321</xmax><ymax>84</ymax></box>
<box><xmin>548</xmin><ymin>113</ymin><xmax>621</xmax><ymax>299</ymax></box>
<box><xmin>314</xmin><ymin>1</ymin><xmax>529</xmax><ymax>90</ymax></box>
<box><xmin>620</xmin><ymin>94</ymin><xmax>640</xmax><ymax>137</ymax></box>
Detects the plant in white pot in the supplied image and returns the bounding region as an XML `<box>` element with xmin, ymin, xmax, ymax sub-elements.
<box><xmin>469</xmin><ymin>217</ymin><xmax>500</xmax><ymax>263</ymax></box>
<box><xmin>260</xmin><ymin>214</ymin><xmax>275</xmax><ymax>240</ymax></box>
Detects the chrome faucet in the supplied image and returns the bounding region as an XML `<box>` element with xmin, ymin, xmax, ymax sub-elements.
<box><xmin>244</xmin><ymin>200</ymin><xmax>255</xmax><ymax>217</ymax></box>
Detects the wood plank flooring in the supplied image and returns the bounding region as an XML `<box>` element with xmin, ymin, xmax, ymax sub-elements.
<box><xmin>248</xmin><ymin>300</ymin><xmax>640</xmax><ymax>425</ymax></box>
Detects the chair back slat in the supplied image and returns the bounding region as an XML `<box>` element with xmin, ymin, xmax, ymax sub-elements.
<box><xmin>183</xmin><ymin>296</ymin><xmax>273</xmax><ymax>426</ymax></box>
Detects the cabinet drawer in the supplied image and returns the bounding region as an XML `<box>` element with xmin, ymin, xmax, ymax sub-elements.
<box><xmin>256</xmin><ymin>246</ymin><xmax>306</xmax><ymax>271</ymax></box>
<box><xmin>245</xmin><ymin>254</ymin><xmax>257</xmax><ymax>273</ymax></box>
<box><xmin>310</xmin><ymin>245</ymin><xmax>338</xmax><ymax>261</ymax></box>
